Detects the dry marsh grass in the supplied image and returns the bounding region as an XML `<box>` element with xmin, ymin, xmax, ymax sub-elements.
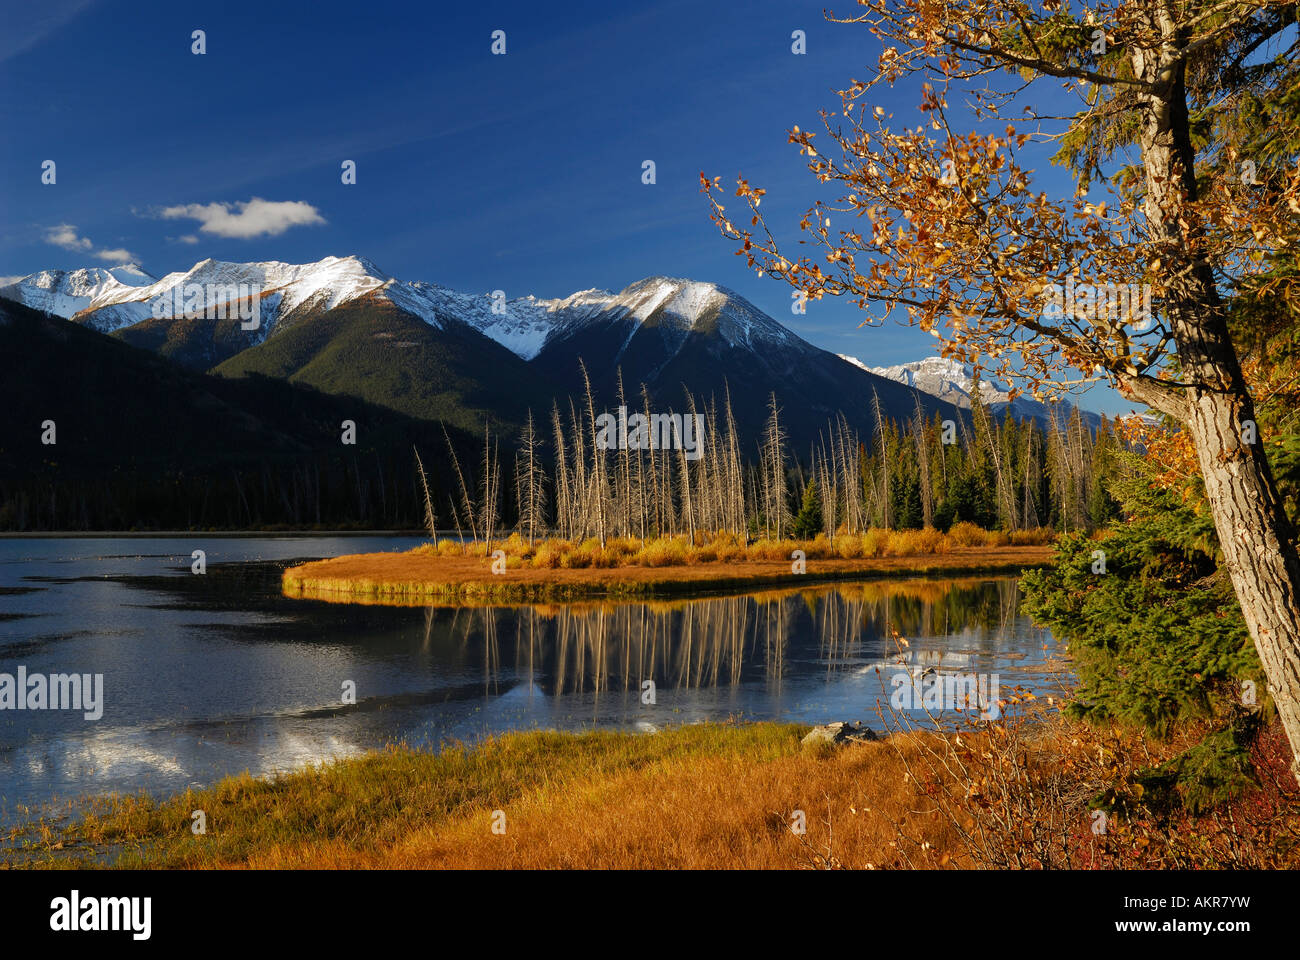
<box><xmin>5</xmin><ymin>724</ymin><xmax>966</xmax><ymax>869</ymax></box>
<box><xmin>282</xmin><ymin>528</ymin><xmax>1055</xmax><ymax>604</ymax></box>
<box><xmin>10</xmin><ymin>713</ymin><xmax>1296</xmax><ymax>870</ymax></box>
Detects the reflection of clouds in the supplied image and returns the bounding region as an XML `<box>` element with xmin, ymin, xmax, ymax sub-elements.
<box><xmin>24</xmin><ymin>729</ymin><xmax>188</xmax><ymax>782</ymax></box>
<box><xmin>15</xmin><ymin>725</ymin><xmax>366</xmax><ymax>798</ymax></box>
<box><xmin>249</xmin><ymin>732</ymin><xmax>365</xmax><ymax>778</ymax></box>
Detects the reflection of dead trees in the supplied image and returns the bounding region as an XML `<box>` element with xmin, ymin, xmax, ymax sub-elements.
<box><xmin>726</xmin><ymin>598</ymin><xmax>747</xmax><ymax>688</ymax></box>
<box><xmin>480</xmin><ymin>607</ymin><xmax>500</xmax><ymax>696</ymax></box>
<box><xmin>422</xmin><ymin>605</ymin><xmax>435</xmax><ymax>652</ymax></box>
<box><xmin>546</xmin><ymin>596</ymin><xmax>760</xmax><ymax>696</ymax></box>
<box><xmin>438</xmin><ymin>596</ymin><xmax>790</xmax><ymax>697</ymax></box>
<box><xmin>760</xmin><ymin>596</ymin><xmax>792</xmax><ymax>690</ymax></box>
<box><xmin>996</xmin><ymin>578</ymin><xmax>1019</xmax><ymax>640</ymax></box>
<box><xmin>817</xmin><ymin>591</ymin><xmax>868</xmax><ymax>676</ymax></box>
<box><xmin>434</xmin><ymin>580</ymin><xmax>1020</xmax><ymax>699</ymax></box>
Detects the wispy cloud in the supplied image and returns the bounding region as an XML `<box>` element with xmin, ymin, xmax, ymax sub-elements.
<box><xmin>153</xmin><ymin>198</ymin><xmax>326</xmax><ymax>239</ymax></box>
<box><xmin>43</xmin><ymin>223</ymin><xmax>137</xmax><ymax>264</ymax></box>
<box><xmin>0</xmin><ymin>0</ymin><xmax>97</xmax><ymax>66</ymax></box>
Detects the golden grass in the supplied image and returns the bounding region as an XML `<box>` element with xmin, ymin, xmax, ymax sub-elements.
<box><xmin>5</xmin><ymin>724</ymin><xmax>969</xmax><ymax>869</ymax></box>
<box><xmin>420</xmin><ymin>526</ymin><xmax>1050</xmax><ymax>568</ymax></box>
<box><xmin>10</xmin><ymin>715</ymin><xmax>1298</xmax><ymax>869</ymax></box>
<box><xmin>282</xmin><ymin>528</ymin><xmax>1056</xmax><ymax>604</ymax></box>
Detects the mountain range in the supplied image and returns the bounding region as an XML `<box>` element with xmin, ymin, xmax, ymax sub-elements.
<box><xmin>840</xmin><ymin>355</ymin><xmax>1104</xmax><ymax>430</ymax></box>
<box><xmin>2</xmin><ymin>255</ymin><xmax>985</xmax><ymax>450</ymax></box>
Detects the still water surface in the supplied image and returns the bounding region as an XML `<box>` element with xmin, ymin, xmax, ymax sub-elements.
<box><xmin>0</xmin><ymin>537</ymin><xmax>1067</xmax><ymax>814</ymax></box>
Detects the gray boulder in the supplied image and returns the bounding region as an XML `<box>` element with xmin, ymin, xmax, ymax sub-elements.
<box><xmin>801</xmin><ymin>721</ymin><xmax>878</xmax><ymax>747</ymax></box>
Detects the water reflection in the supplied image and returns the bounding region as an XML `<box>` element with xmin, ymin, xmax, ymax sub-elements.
<box><xmin>416</xmin><ymin>578</ymin><xmax>1061</xmax><ymax>705</ymax></box>
<box><xmin>0</xmin><ymin>538</ymin><xmax>1067</xmax><ymax>814</ymax></box>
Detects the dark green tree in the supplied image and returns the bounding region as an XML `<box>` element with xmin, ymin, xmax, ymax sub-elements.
<box><xmin>792</xmin><ymin>479</ymin><xmax>823</xmax><ymax>539</ymax></box>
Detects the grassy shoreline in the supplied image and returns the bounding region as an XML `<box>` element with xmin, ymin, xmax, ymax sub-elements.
<box><xmin>283</xmin><ymin>542</ymin><xmax>1054</xmax><ymax>604</ymax></box>
<box><xmin>8</xmin><ymin>715</ymin><xmax>1296</xmax><ymax>869</ymax></box>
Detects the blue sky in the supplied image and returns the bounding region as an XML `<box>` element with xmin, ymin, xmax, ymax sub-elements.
<box><xmin>0</xmin><ymin>0</ymin><xmax>1135</xmax><ymax>413</ymax></box>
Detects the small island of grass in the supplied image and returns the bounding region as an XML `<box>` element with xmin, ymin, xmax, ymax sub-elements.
<box><xmin>282</xmin><ymin>523</ymin><xmax>1056</xmax><ymax>604</ymax></box>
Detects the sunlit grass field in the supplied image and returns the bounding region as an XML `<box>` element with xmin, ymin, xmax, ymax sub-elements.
<box><xmin>10</xmin><ymin>714</ymin><xmax>1297</xmax><ymax>869</ymax></box>
<box><xmin>432</xmin><ymin>522</ymin><xmax>1056</xmax><ymax>570</ymax></box>
<box><xmin>282</xmin><ymin>524</ymin><xmax>1057</xmax><ymax>603</ymax></box>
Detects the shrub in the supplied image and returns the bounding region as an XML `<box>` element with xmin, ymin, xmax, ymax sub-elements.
<box><xmin>804</xmin><ymin>534</ymin><xmax>834</xmax><ymax>559</ymax></box>
<box><xmin>1010</xmin><ymin>527</ymin><xmax>1056</xmax><ymax>546</ymax></box>
<box><xmin>862</xmin><ymin>529</ymin><xmax>890</xmax><ymax>557</ymax></box>
<box><xmin>948</xmin><ymin>521</ymin><xmax>987</xmax><ymax>547</ymax></box>
<box><xmin>531</xmin><ymin>544</ymin><xmax>562</xmax><ymax>569</ymax></box>
<box><xmin>559</xmin><ymin>548</ymin><xmax>590</xmax><ymax>569</ymax></box>
<box><xmin>688</xmin><ymin>545</ymin><xmax>719</xmax><ymax>564</ymax></box>
<box><xmin>717</xmin><ymin>542</ymin><xmax>748</xmax><ymax>562</ymax></box>
<box><xmin>916</xmin><ymin>527</ymin><xmax>948</xmax><ymax>554</ymax></box>
<box><xmin>746</xmin><ymin>538</ymin><xmax>786</xmax><ymax>562</ymax></box>
<box><xmin>835</xmin><ymin>535</ymin><xmax>864</xmax><ymax>559</ymax></box>
<box><xmin>637</xmin><ymin>538</ymin><xmax>688</xmax><ymax>567</ymax></box>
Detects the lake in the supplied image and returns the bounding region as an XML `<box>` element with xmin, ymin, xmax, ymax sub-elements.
<box><xmin>0</xmin><ymin>536</ymin><xmax>1067</xmax><ymax>816</ymax></box>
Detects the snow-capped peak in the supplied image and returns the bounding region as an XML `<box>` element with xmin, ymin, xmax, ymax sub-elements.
<box><xmin>0</xmin><ymin>265</ymin><xmax>158</xmax><ymax>319</ymax></box>
<box><xmin>849</xmin><ymin>355</ymin><xmax>1009</xmax><ymax>407</ymax></box>
<box><xmin>527</xmin><ymin>276</ymin><xmax>801</xmax><ymax>354</ymax></box>
<box><xmin>847</xmin><ymin>353</ymin><xmax>1103</xmax><ymax>427</ymax></box>
<box><xmin>0</xmin><ymin>256</ymin><xmax>803</xmax><ymax>361</ymax></box>
<box><xmin>614</xmin><ymin>276</ymin><xmax>726</xmax><ymax>325</ymax></box>
<box><xmin>107</xmin><ymin>263</ymin><xmax>154</xmax><ymax>286</ymax></box>
<box><xmin>371</xmin><ymin>274</ymin><xmax>801</xmax><ymax>361</ymax></box>
<box><xmin>0</xmin><ymin>255</ymin><xmax>398</xmax><ymax>335</ymax></box>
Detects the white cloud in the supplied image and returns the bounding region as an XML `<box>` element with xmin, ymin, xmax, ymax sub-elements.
<box><xmin>43</xmin><ymin>223</ymin><xmax>138</xmax><ymax>264</ymax></box>
<box><xmin>0</xmin><ymin>275</ymin><xmax>25</xmax><ymax>287</ymax></box>
<box><xmin>156</xmin><ymin>197</ymin><xmax>326</xmax><ymax>239</ymax></box>
<box><xmin>45</xmin><ymin>223</ymin><xmax>93</xmax><ymax>252</ymax></box>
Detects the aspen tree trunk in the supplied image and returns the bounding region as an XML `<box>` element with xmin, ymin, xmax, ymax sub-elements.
<box><xmin>1184</xmin><ymin>380</ymin><xmax>1300</xmax><ymax>780</ymax></box>
<box><xmin>1132</xmin><ymin>17</ymin><xmax>1300</xmax><ymax>780</ymax></box>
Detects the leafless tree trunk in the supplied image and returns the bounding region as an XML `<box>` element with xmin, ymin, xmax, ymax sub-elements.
<box><xmin>414</xmin><ymin>445</ymin><xmax>437</xmax><ymax>539</ymax></box>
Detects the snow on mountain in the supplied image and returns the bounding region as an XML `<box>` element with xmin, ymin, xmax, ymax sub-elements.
<box><xmin>846</xmin><ymin>355</ymin><xmax>1009</xmax><ymax>407</ymax></box>
<box><xmin>374</xmin><ymin>280</ymin><xmax>572</xmax><ymax>359</ymax></box>
<box><xmin>369</xmin><ymin>274</ymin><xmax>806</xmax><ymax>362</ymax></box>
<box><xmin>71</xmin><ymin>255</ymin><xmax>397</xmax><ymax>335</ymax></box>
<box><xmin>107</xmin><ymin>264</ymin><xmax>155</xmax><ymax>286</ymax></box>
<box><xmin>517</xmin><ymin>275</ymin><xmax>806</xmax><ymax>367</ymax></box>
<box><xmin>845</xmin><ymin>354</ymin><xmax>1103</xmax><ymax>427</ymax></box>
<box><xmin>0</xmin><ymin>265</ymin><xmax>156</xmax><ymax>319</ymax></box>
<box><xmin>569</xmin><ymin>276</ymin><xmax>803</xmax><ymax>350</ymax></box>
<box><xmin>311</xmin><ymin>271</ymin><xmax>801</xmax><ymax>361</ymax></box>
<box><xmin>2</xmin><ymin>256</ymin><xmax>805</xmax><ymax>365</ymax></box>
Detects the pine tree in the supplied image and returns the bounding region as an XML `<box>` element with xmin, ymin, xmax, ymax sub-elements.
<box><xmin>792</xmin><ymin>479</ymin><xmax>823</xmax><ymax>540</ymax></box>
